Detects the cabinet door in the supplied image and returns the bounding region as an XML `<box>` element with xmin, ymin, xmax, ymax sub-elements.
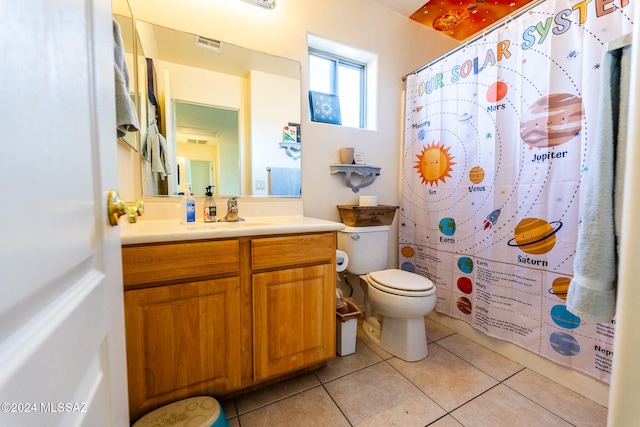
<box><xmin>253</xmin><ymin>264</ymin><xmax>335</xmax><ymax>381</ymax></box>
<box><xmin>125</xmin><ymin>278</ymin><xmax>241</xmax><ymax>421</ymax></box>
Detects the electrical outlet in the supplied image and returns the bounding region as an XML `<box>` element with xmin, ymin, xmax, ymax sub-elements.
<box><xmin>256</xmin><ymin>180</ymin><xmax>265</xmax><ymax>190</ymax></box>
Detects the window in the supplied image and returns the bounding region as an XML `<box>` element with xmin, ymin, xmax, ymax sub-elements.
<box><xmin>308</xmin><ymin>48</ymin><xmax>366</xmax><ymax>128</ymax></box>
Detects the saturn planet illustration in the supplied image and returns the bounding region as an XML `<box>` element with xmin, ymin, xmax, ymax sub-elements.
<box><xmin>507</xmin><ymin>218</ymin><xmax>563</xmax><ymax>255</ymax></box>
<box><xmin>549</xmin><ymin>277</ymin><xmax>571</xmax><ymax>301</ymax></box>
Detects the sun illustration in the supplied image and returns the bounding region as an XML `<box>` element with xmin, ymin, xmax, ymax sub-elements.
<box><xmin>414</xmin><ymin>141</ymin><xmax>456</xmax><ymax>186</ymax></box>
<box><xmin>401</xmin><ymin>246</ymin><xmax>415</xmax><ymax>258</ymax></box>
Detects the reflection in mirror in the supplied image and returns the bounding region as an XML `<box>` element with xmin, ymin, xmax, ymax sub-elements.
<box><xmin>175</xmin><ymin>102</ymin><xmax>240</xmax><ymax>197</ymax></box>
<box><xmin>136</xmin><ymin>21</ymin><xmax>301</xmax><ymax>198</ymax></box>
<box><xmin>113</xmin><ymin>11</ymin><xmax>139</xmax><ymax>150</ymax></box>
<box><xmin>136</xmin><ymin>32</ymin><xmax>148</xmax><ymax>138</ymax></box>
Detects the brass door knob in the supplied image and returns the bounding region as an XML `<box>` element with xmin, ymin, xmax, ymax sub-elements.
<box><xmin>108</xmin><ymin>190</ymin><xmax>144</xmax><ymax>226</ymax></box>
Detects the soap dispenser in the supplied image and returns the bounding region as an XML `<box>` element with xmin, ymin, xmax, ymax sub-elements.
<box><xmin>204</xmin><ymin>186</ymin><xmax>216</xmax><ymax>223</ymax></box>
<box><xmin>181</xmin><ymin>189</ymin><xmax>196</xmax><ymax>224</ymax></box>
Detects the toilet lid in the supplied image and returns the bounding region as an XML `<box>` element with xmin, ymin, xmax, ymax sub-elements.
<box><xmin>368</xmin><ymin>269</ymin><xmax>434</xmax><ymax>293</ymax></box>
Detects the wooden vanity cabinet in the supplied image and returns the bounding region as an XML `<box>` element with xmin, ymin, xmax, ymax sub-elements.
<box><xmin>122</xmin><ymin>240</ymin><xmax>242</xmax><ymax>422</ymax></box>
<box><xmin>251</xmin><ymin>233</ymin><xmax>336</xmax><ymax>381</ymax></box>
<box><xmin>121</xmin><ymin>231</ymin><xmax>336</xmax><ymax>421</ymax></box>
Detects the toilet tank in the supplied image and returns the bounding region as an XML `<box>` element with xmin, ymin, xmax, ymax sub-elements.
<box><xmin>337</xmin><ymin>225</ymin><xmax>389</xmax><ymax>275</ymax></box>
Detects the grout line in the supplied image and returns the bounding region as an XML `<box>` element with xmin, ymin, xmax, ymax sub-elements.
<box><xmin>318</xmin><ymin>377</ymin><xmax>354</xmax><ymax>427</ymax></box>
<box><xmin>499</xmin><ymin>371</ymin><xmax>584</xmax><ymax>426</ymax></box>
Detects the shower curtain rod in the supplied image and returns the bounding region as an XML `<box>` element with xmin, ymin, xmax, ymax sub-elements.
<box><xmin>402</xmin><ymin>0</ymin><xmax>546</xmax><ymax>81</ymax></box>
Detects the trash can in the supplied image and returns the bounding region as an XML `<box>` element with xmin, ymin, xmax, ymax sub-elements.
<box><xmin>132</xmin><ymin>396</ymin><xmax>229</xmax><ymax>427</ymax></box>
<box><xmin>336</xmin><ymin>296</ymin><xmax>362</xmax><ymax>356</ymax></box>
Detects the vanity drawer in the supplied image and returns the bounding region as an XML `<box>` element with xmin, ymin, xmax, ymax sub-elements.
<box><xmin>251</xmin><ymin>232</ymin><xmax>335</xmax><ymax>270</ymax></box>
<box><xmin>122</xmin><ymin>240</ymin><xmax>239</xmax><ymax>286</ymax></box>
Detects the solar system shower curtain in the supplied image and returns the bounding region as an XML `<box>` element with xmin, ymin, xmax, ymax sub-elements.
<box><xmin>400</xmin><ymin>0</ymin><xmax>634</xmax><ymax>382</ymax></box>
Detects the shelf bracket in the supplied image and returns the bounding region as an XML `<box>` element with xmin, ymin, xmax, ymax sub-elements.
<box><xmin>279</xmin><ymin>142</ymin><xmax>301</xmax><ymax>160</ymax></box>
<box><xmin>330</xmin><ymin>164</ymin><xmax>381</xmax><ymax>193</ymax></box>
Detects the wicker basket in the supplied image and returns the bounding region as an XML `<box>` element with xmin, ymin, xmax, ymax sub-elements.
<box><xmin>336</xmin><ymin>297</ymin><xmax>362</xmax><ymax>322</ymax></box>
<box><xmin>337</xmin><ymin>205</ymin><xmax>398</xmax><ymax>227</ymax></box>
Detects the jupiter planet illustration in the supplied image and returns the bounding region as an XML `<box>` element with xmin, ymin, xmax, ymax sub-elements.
<box><xmin>520</xmin><ymin>93</ymin><xmax>584</xmax><ymax>148</ymax></box>
<box><xmin>507</xmin><ymin>218</ymin><xmax>563</xmax><ymax>255</ymax></box>
<box><xmin>456</xmin><ymin>296</ymin><xmax>472</xmax><ymax>314</ymax></box>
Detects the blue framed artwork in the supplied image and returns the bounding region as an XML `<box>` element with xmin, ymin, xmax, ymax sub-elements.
<box><xmin>309</xmin><ymin>91</ymin><xmax>342</xmax><ymax>125</ymax></box>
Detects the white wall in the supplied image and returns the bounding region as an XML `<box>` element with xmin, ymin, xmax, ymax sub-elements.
<box><xmin>121</xmin><ymin>0</ymin><xmax>612</xmax><ymax>408</ymax></box>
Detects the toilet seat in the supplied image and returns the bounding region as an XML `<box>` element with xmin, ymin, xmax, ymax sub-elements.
<box><xmin>368</xmin><ymin>269</ymin><xmax>435</xmax><ymax>297</ymax></box>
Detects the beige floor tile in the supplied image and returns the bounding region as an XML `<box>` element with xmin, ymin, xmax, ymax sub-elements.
<box><xmin>238</xmin><ymin>386</ymin><xmax>350</xmax><ymax>427</ymax></box>
<box><xmin>425</xmin><ymin>316</ymin><xmax>456</xmax><ymax>342</ymax></box>
<box><xmin>436</xmin><ymin>333</ymin><xmax>523</xmax><ymax>381</ymax></box>
<box><xmin>315</xmin><ymin>338</ymin><xmax>383</xmax><ymax>383</ymax></box>
<box><xmin>504</xmin><ymin>369</ymin><xmax>608</xmax><ymax>426</ymax></box>
<box><xmin>451</xmin><ymin>383</ymin><xmax>572</xmax><ymax>427</ymax></box>
<box><xmin>228</xmin><ymin>417</ymin><xmax>240</xmax><ymax>427</ymax></box>
<box><xmin>388</xmin><ymin>343</ymin><xmax>498</xmax><ymax>412</ymax></box>
<box><xmin>234</xmin><ymin>373</ymin><xmax>320</xmax><ymax>415</ymax></box>
<box><xmin>325</xmin><ymin>362</ymin><xmax>446</xmax><ymax>426</ymax></box>
<box><xmin>428</xmin><ymin>415</ymin><xmax>464</xmax><ymax>427</ymax></box>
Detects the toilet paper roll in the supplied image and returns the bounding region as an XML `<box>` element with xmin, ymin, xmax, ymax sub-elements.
<box><xmin>336</xmin><ymin>250</ymin><xmax>349</xmax><ymax>272</ymax></box>
<box><xmin>359</xmin><ymin>195</ymin><xmax>378</xmax><ymax>206</ymax></box>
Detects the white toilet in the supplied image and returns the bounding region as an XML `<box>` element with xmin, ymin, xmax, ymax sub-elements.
<box><xmin>337</xmin><ymin>225</ymin><xmax>436</xmax><ymax>361</ymax></box>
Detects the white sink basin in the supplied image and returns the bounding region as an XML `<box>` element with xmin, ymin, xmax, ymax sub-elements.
<box><xmin>120</xmin><ymin>216</ymin><xmax>345</xmax><ymax>245</ymax></box>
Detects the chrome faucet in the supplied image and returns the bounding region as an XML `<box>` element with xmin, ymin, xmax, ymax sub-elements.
<box><xmin>218</xmin><ymin>197</ymin><xmax>244</xmax><ymax>222</ymax></box>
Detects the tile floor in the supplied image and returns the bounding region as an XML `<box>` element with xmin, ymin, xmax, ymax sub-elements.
<box><xmin>219</xmin><ymin>317</ymin><xmax>608</xmax><ymax>426</ymax></box>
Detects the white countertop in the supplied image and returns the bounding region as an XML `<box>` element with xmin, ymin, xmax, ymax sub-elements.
<box><xmin>120</xmin><ymin>216</ymin><xmax>346</xmax><ymax>245</ymax></box>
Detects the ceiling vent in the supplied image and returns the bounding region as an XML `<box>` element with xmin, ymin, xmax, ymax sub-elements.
<box><xmin>194</xmin><ymin>36</ymin><xmax>222</xmax><ymax>52</ymax></box>
<box><xmin>187</xmin><ymin>139</ymin><xmax>209</xmax><ymax>145</ymax></box>
<box><xmin>241</xmin><ymin>0</ymin><xmax>275</xmax><ymax>9</ymax></box>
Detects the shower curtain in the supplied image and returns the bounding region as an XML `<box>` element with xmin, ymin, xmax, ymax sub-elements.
<box><xmin>400</xmin><ymin>0</ymin><xmax>634</xmax><ymax>382</ymax></box>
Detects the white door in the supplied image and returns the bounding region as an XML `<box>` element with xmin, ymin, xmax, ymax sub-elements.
<box><xmin>0</xmin><ymin>1</ymin><xmax>129</xmax><ymax>426</ymax></box>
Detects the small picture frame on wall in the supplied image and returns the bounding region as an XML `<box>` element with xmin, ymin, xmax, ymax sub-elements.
<box><xmin>288</xmin><ymin>122</ymin><xmax>301</xmax><ymax>143</ymax></box>
<box><xmin>309</xmin><ymin>91</ymin><xmax>342</xmax><ymax>125</ymax></box>
<box><xmin>353</xmin><ymin>152</ymin><xmax>365</xmax><ymax>165</ymax></box>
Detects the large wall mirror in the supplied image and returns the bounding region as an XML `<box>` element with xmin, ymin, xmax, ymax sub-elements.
<box><xmin>136</xmin><ymin>21</ymin><xmax>301</xmax><ymax>198</ymax></box>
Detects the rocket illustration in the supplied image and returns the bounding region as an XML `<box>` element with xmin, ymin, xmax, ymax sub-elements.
<box><xmin>483</xmin><ymin>209</ymin><xmax>501</xmax><ymax>230</ymax></box>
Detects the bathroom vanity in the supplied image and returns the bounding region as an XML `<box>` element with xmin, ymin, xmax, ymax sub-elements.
<box><xmin>120</xmin><ymin>217</ymin><xmax>343</xmax><ymax>421</ymax></box>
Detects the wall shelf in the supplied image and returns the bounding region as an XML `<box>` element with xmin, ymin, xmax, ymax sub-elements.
<box><xmin>279</xmin><ymin>142</ymin><xmax>301</xmax><ymax>160</ymax></box>
<box><xmin>330</xmin><ymin>164</ymin><xmax>381</xmax><ymax>193</ymax></box>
